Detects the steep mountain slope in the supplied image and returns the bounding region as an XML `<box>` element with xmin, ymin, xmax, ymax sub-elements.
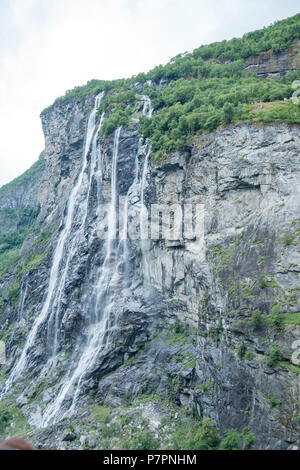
<box><xmin>0</xmin><ymin>14</ymin><xmax>300</xmax><ymax>450</ymax></box>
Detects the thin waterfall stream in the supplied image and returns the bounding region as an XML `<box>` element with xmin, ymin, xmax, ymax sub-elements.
<box><xmin>0</xmin><ymin>92</ymin><xmax>105</xmax><ymax>397</ymax></box>
<box><xmin>42</xmin><ymin>125</ymin><xmax>122</xmax><ymax>426</ymax></box>
<box><xmin>42</xmin><ymin>96</ymin><xmax>153</xmax><ymax>426</ymax></box>
<box><xmin>1</xmin><ymin>93</ymin><xmax>153</xmax><ymax>426</ymax></box>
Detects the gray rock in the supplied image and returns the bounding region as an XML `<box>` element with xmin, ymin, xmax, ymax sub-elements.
<box><xmin>1</xmin><ymin>89</ymin><xmax>300</xmax><ymax>450</ymax></box>
<box><xmin>62</xmin><ymin>431</ymin><xmax>76</xmax><ymax>442</ymax></box>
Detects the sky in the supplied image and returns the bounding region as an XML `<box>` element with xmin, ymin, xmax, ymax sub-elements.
<box><xmin>0</xmin><ymin>0</ymin><xmax>299</xmax><ymax>187</ymax></box>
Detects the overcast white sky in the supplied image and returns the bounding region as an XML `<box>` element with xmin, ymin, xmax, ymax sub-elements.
<box><xmin>0</xmin><ymin>0</ymin><xmax>299</xmax><ymax>187</ymax></box>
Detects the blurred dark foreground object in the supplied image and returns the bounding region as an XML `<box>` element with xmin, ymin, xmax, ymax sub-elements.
<box><xmin>0</xmin><ymin>437</ymin><xmax>36</xmax><ymax>450</ymax></box>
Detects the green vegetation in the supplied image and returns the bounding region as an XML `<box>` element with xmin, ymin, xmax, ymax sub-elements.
<box><xmin>6</xmin><ymin>282</ymin><xmax>21</xmax><ymax>304</ymax></box>
<box><xmin>266</xmin><ymin>347</ymin><xmax>283</xmax><ymax>367</ymax></box>
<box><xmin>257</xmin><ymin>273</ymin><xmax>268</xmax><ymax>289</ymax></box>
<box><xmin>173</xmin><ymin>417</ymin><xmax>255</xmax><ymax>450</ymax></box>
<box><xmin>282</xmin><ymin>312</ymin><xmax>300</xmax><ymax>325</ymax></box>
<box><xmin>280</xmin><ymin>361</ymin><xmax>300</xmax><ymax>375</ymax></box>
<box><xmin>0</xmin><ymin>154</ymin><xmax>45</xmax><ymax>278</ymax></box>
<box><xmin>0</xmin><ymin>403</ymin><xmax>12</xmax><ymax>434</ymax></box>
<box><xmin>266</xmin><ymin>304</ymin><xmax>285</xmax><ymax>327</ymax></box>
<box><xmin>0</xmin><ymin>157</ymin><xmax>44</xmax><ymax>200</ymax></box>
<box><xmin>0</xmin><ymin>401</ymin><xmax>28</xmax><ymax>436</ymax></box>
<box><xmin>0</xmin><ymin>231</ymin><xmax>45</xmax><ymax>281</ymax></box>
<box><xmin>21</xmin><ymin>253</ymin><xmax>46</xmax><ymax>274</ymax></box>
<box><xmin>121</xmin><ymin>392</ymin><xmax>133</xmax><ymax>406</ymax></box>
<box><xmin>47</xmin><ymin>14</ymin><xmax>300</xmax><ymax>109</ymax></box>
<box><xmin>90</xmin><ymin>406</ymin><xmax>112</xmax><ymax>423</ymax></box>
<box><xmin>165</xmin><ymin>320</ymin><xmax>194</xmax><ymax>346</ymax></box>
<box><xmin>198</xmin><ymin>418</ymin><xmax>220</xmax><ymax>448</ymax></box>
<box><xmin>0</xmin><ymin>208</ymin><xmax>43</xmax><ymax>281</ymax></box>
<box><xmin>124</xmin><ymin>428</ymin><xmax>160</xmax><ymax>450</ymax></box>
<box><xmin>173</xmin><ymin>418</ymin><xmax>218</xmax><ymax>450</ymax></box>
<box><xmin>0</xmin><ymin>160</ymin><xmax>53</xmax><ymax>284</ymax></box>
<box><xmin>195</xmin><ymin>382</ymin><xmax>213</xmax><ymax>395</ymax></box>
<box><xmin>270</xmin><ymin>312</ymin><xmax>284</xmax><ymax>327</ymax></box>
<box><xmin>97</xmin><ymin>90</ymin><xmax>137</xmax><ymax>137</ymax></box>
<box><xmin>0</xmin><ymin>160</ymin><xmax>45</xmax><ymax>279</ymax></box>
<box><xmin>36</xmin><ymin>226</ymin><xmax>58</xmax><ymax>246</ymax></box>
<box><xmin>48</xmin><ymin>394</ymin><xmax>257</xmax><ymax>450</ymax></box>
<box><xmin>250</xmin><ymin>309</ymin><xmax>263</xmax><ymax>328</ymax></box>
<box><xmin>0</xmin><ymin>322</ymin><xmax>15</xmax><ymax>341</ymax></box>
<box><xmin>219</xmin><ymin>428</ymin><xmax>256</xmax><ymax>450</ymax></box>
<box><xmin>282</xmin><ymin>231</ymin><xmax>296</xmax><ymax>247</ymax></box>
<box><xmin>42</xmin><ymin>79</ymin><xmax>133</xmax><ymax>112</ymax></box>
<box><xmin>139</xmin><ymin>72</ymin><xmax>300</xmax><ymax>159</ymax></box>
<box><xmin>0</xmin><ymin>228</ymin><xmax>29</xmax><ymax>255</ymax></box>
<box><xmin>245</xmin><ymin>350</ymin><xmax>254</xmax><ymax>361</ymax></box>
<box><xmin>0</xmin><ymin>248</ymin><xmax>21</xmax><ymax>278</ymax></box>
<box><xmin>267</xmin><ymin>397</ymin><xmax>281</xmax><ymax>408</ymax></box>
<box><xmin>237</xmin><ymin>344</ymin><xmax>246</xmax><ymax>359</ymax></box>
<box><xmin>41</xmin><ymin>15</ymin><xmax>300</xmax><ymax>160</ymax></box>
<box><xmin>180</xmin><ymin>353</ymin><xmax>196</xmax><ymax>371</ymax></box>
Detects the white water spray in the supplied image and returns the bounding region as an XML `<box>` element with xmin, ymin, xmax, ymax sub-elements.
<box><xmin>42</xmin><ymin>96</ymin><xmax>153</xmax><ymax>425</ymax></box>
<box><xmin>139</xmin><ymin>96</ymin><xmax>153</xmax><ymax>282</ymax></box>
<box><xmin>1</xmin><ymin>92</ymin><xmax>104</xmax><ymax>395</ymax></box>
<box><xmin>42</xmin><ymin>126</ymin><xmax>122</xmax><ymax>426</ymax></box>
<box><xmin>11</xmin><ymin>94</ymin><xmax>153</xmax><ymax>424</ymax></box>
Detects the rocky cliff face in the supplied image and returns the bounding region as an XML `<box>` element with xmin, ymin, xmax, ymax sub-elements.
<box><xmin>0</xmin><ymin>91</ymin><xmax>299</xmax><ymax>450</ymax></box>
<box><xmin>0</xmin><ymin>156</ymin><xmax>44</xmax><ymax>236</ymax></box>
<box><xmin>244</xmin><ymin>38</ymin><xmax>300</xmax><ymax>77</ymax></box>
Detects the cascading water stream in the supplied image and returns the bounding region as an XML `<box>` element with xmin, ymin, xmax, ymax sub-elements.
<box><xmin>4</xmin><ymin>92</ymin><xmax>153</xmax><ymax>424</ymax></box>
<box><xmin>142</xmin><ymin>94</ymin><xmax>153</xmax><ymax>119</ymax></box>
<box><xmin>0</xmin><ymin>92</ymin><xmax>104</xmax><ymax>396</ymax></box>
<box><xmin>83</xmin><ymin>112</ymin><xmax>105</xmax><ymax>228</ymax></box>
<box><xmin>42</xmin><ymin>96</ymin><xmax>153</xmax><ymax>426</ymax></box>
<box><xmin>111</xmin><ymin>95</ymin><xmax>153</xmax><ymax>287</ymax></box>
<box><xmin>139</xmin><ymin>96</ymin><xmax>153</xmax><ymax>282</ymax></box>
<box><xmin>42</xmin><ymin>126</ymin><xmax>122</xmax><ymax>426</ymax></box>
<box><xmin>48</xmin><ymin>108</ymin><xmax>105</xmax><ymax>358</ymax></box>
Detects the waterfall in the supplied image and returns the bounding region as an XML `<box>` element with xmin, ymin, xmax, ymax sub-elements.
<box><xmin>42</xmin><ymin>126</ymin><xmax>122</xmax><ymax>426</ymax></box>
<box><xmin>47</xmin><ymin>109</ymin><xmax>105</xmax><ymax>358</ymax></box>
<box><xmin>140</xmin><ymin>96</ymin><xmax>153</xmax><ymax>282</ymax></box>
<box><xmin>142</xmin><ymin>94</ymin><xmax>153</xmax><ymax>118</ymax></box>
<box><xmin>111</xmin><ymin>95</ymin><xmax>153</xmax><ymax>287</ymax></box>
<box><xmin>1</xmin><ymin>92</ymin><xmax>105</xmax><ymax>395</ymax></box>
<box><xmin>42</xmin><ymin>96</ymin><xmax>153</xmax><ymax>425</ymax></box>
<box><xmin>84</xmin><ymin>111</ymin><xmax>105</xmax><ymax>227</ymax></box>
<box><xmin>0</xmin><ymin>91</ymin><xmax>153</xmax><ymax>424</ymax></box>
<box><xmin>107</xmin><ymin>127</ymin><xmax>120</xmax><ymax>243</ymax></box>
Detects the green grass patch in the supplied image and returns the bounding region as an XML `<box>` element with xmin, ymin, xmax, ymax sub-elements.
<box><xmin>282</xmin><ymin>312</ymin><xmax>300</xmax><ymax>325</ymax></box>
<box><xmin>90</xmin><ymin>406</ymin><xmax>112</xmax><ymax>423</ymax></box>
<box><xmin>279</xmin><ymin>361</ymin><xmax>300</xmax><ymax>375</ymax></box>
<box><xmin>0</xmin><ymin>248</ymin><xmax>21</xmax><ymax>278</ymax></box>
<box><xmin>21</xmin><ymin>252</ymin><xmax>47</xmax><ymax>274</ymax></box>
<box><xmin>6</xmin><ymin>282</ymin><xmax>21</xmax><ymax>303</ymax></box>
<box><xmin>0</xmin><ymin>402</ymin><xmax>29</xmax><ymax>436</ymax></box>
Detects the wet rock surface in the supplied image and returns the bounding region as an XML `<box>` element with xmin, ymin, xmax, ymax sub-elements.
<box><xmin>0</xmin><ymin>93</ymin><xmax>299</xmax><ymax>449</ymax></box>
